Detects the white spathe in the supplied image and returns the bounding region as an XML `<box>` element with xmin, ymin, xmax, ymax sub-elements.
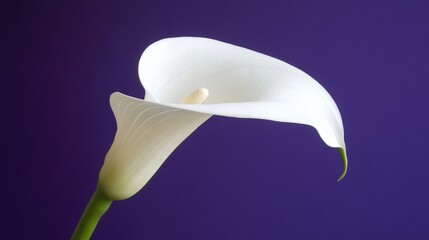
<box><xmin>98</xmin><ymin>37</ymin><xmax>348</xmax><ymax>200</ymax></box>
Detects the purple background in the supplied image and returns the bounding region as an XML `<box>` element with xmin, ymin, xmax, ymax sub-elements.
<box><xmin>2</xmin><ymin>0</ymin><xmax>429</xmax><ymax>239</ymax></box>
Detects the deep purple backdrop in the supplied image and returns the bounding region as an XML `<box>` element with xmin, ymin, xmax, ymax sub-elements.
<box><xmin>2</xmin><ymin>0</ymin><xmax>429</xmax><ymax>239</ymax></box>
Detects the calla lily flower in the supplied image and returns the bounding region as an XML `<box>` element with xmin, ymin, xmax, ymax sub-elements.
<box><xmin>98</xmin><ymin>37</ymin><xmax>348</xmax><ymax>201</ymax></box>
<box><xmin>72</xmin><ymin>37</ymin><xmax>348</xmax><ymax>239</ymax></box>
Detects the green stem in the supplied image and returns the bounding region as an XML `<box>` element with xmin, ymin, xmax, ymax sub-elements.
<box><xmin>72</xmin><ymin>187</ymin><xmax>112</xmax><ymax>240</ymax></box>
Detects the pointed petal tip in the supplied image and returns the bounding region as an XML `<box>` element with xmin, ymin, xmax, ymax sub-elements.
<box><xmin>336</xmin><ymin>148</ymin><xmax>348</xmax><ymax>182</ymax></box>
<box><xmin>109</xmin><ymin>92</ymin><xmax>122</xmax><ymax>108</ymax></box>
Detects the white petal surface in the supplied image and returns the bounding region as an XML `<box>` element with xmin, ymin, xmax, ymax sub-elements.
<box><xmin>138</xmin><ymin>37</ymin><xmax>347</xmax><ymax>178</ymax></box>
<box><xmin>99</xmin><ymin>92</ymin><xmax>211</xmax><ymax>200</ymax></box>
<box><xmin>100</xmin><ymin>37</ymin><xmax>348</xmax><ymax>200</ymax></box>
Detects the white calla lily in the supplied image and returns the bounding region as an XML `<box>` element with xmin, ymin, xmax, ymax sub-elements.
<box><xmin>72</xmin><ymin>37</ymin><xmax>348</xmax><ymax>239</ymax></box>
<box><xmin>98</xmin><ymin>37</ymin><xmax>348</xmax><ymax>201</ymax></box>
